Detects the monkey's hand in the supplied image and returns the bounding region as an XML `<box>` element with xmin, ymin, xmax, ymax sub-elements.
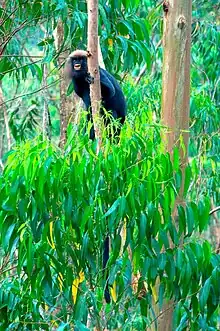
<box><xmin>85</xmin><ymin>73</ymin><xmax>94</xmax><ymax>84</ymax></box>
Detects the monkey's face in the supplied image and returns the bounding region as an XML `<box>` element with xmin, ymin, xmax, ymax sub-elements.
<box><xmin>71</xmin><ymin>56</ymin><xmax>88</xmax><ymax>78</ymax></box>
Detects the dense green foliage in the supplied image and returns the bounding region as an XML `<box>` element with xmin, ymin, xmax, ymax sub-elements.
<box><xmin>0</xmin><ymin>127</ymin><xmax>219</xmax><ymax>330</ymax></box>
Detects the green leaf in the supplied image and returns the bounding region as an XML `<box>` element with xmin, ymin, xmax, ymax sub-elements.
<box><xmin>133</xmin><ymin>246</ymin><xmax>141</xmax><ymax>274</ymax></box>
<box><xmin>3</xmin><ymin>223</ymin><xmax>16</xmax><ymax>251</ymax></box>
<box><xmin>177</xmin><ymin>205</ymin><xmax>186</xmax><ymax>235</ymax></box>
<box><xmin>74</xmin><ymin>321</ymin><xmax>90</xmax><ymax>331</ymax></box>
<box><xmin>159</xmin><ymin>229</ymin><xmax>169</xmax><ymax>249</ymax></box>
<box><xmin>81</xmin><ymin>232</ymin><xmax>89</xmax><ymax>261</ymax></box>
<box><xmin>67</xmin><ymin>82</ymin><xmax>74</xmax><ymax>96</ymax></box>
<box><xmin>57</xmin><ymin>322</ymin><xmax>69</xmax><ymax>330</ymax></box>
<box><xmin>27</xmin><ymin>235</ymin><xmax>34</xmax><ymax>276</ymax></box>
<box><xmin>191</xmin><ymin>295</ymin><xmax>199</xmax><ymax>318</ymax></box>
<box><xmin>198</xmin><ymin>197</ymin><xmax>210</xmax><ymax>232</ymax></box>
<box><xmin>176</xmin><ymin>249</ymin><xmax>184</xmax><ymax>270</ymax></box>
<box><xmin>103</xmin><ymin>197</ymin><xmax>121</xmax><ymax>218</ymax></box>
<box><xmin>117</xmin><ymin>36</ymin><xmax>128</xmax><ymax>54</ymax></box>
<box><xmin>120</xmin><ymin>20</ymin><xmax>135</xmax><ymax>38</ymax></box>
<box><xmin>111</xmin><ymin>234</ymin><xmax>121</xmax><ymax>264</ymax></box>
<box><xmin>186</xmin><ymin>205</ymin><xmax>194</xmax><ymax>236</ymax></box>
<box><xmin>119</xmin><ymin>196</ymin><xmax>127</xmax><ymax>218</ymax></box>
<box><xmin>64</xmin><ymin>194</ymin><xmax>73</xmax><ymax>224</ymax></box>
<box><xmin>42</xmin><ymin>45</ymin><xmax>54</xmax><ymax>63</ymax></box>
<box><xmin>183</xmin><ymin>165</ymin><xmax>191</xmax><ymax>197</ymax></box>
<box><xmin>159</xmin><ymin>283</ymin><xmax>165</xmax><ymax>309</ymax></box>
<box><xmin>158</xmin><ymin>253</ymin><xmax>166</xmax><ymax>271</ymax></box>
<box><xmin>203</xmin><ymin>241</ymin><xmax>211</xmax><ymax>266</ymax></box>
<box><xmin>139</xmin><ymin>212</ymin><xmax>147</xmax><ymax>242</ymax></box>
<box><xmin>199</xmin><ymin>277</ymin><xmax>211</xmax><ymax>311</ymax></box>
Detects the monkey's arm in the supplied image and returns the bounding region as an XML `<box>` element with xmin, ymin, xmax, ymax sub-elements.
<box><xmin>85</xmin><ymin>73</ymin><xmax>94</xmax><ymax>84</ymax></box>
<box><xmin>81</xmin><ymin>92</ymin><xmax>95</xmax><ymax>140</ymax></box>
<box><xmin>100</xmin><ymin>69</ymin><xmax>115</xmax><ymax>99</ymax></box>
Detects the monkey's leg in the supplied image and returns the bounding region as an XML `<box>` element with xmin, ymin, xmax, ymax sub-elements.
<box><xmin>103</xmin><ymin>236</ymin><xmax>111</xmax><ymax>303</ymax></box>
<box><xmin>86</xmin><ymin>110</ymin><xmax>95</xmax><ymax>140</ymax></box>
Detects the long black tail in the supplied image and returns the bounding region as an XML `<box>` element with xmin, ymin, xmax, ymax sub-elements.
<box><xmin>103</xmin><ymin>236</ymin><xmax>110</xmax><ymax>303</ymax></box>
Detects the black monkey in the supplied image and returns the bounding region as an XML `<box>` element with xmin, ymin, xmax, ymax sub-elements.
<box><xmin>65</xmin><ymin>50</ymin><xmax>126</xmax><ymax>303</ymax></box>
<box><xmin>65</xmin><ymin>50</ymin><xmax>126</xmax><ymax>140</ymax></box>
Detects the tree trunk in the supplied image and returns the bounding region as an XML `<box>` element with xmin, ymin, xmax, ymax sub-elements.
<box><xmin>161</xmin><ymin>0</ymin><xmax>191</xmax><ymax>164</ymax></box>
<box><xmin>87</xmin><ymin>0</ymin><xmax>102</xmax><ymax>148</ymax></box>
<box><xmin>149</xmin><ymin>1</ymin><xmax>192</xmax><ymax>331</ymax></box>
<box><xmin>0</xmin><ymin>0</ymin><xmax>11</xmax><ymax>160</ymax></box>
<box><xmin>54</xmin><ymin>20</ymin><xmax>77</xmax><ymax>148</ymax></box>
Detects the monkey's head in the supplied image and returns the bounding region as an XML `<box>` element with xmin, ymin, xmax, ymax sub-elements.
<box><xmin>65</xmin><ymin>50</ymin><xmax>88</xmax><ymax>79</ymax></box>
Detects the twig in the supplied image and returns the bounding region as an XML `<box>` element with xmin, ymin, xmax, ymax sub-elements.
<box><xmin>209</xmin><ymin>206</ymin><xmax>220</xmax><ymax>216</ymax></box>
<box><xmin>212</xmin><ymin>76</ymin><xmax>220</xmax><ymax>102</ymax></box>
<box><xmin>147</xmin><ymin>303</ymin><xmax>175</xmax><ymax>329</ymax></box>
<box><xmin>0</xmin><ymin>20</ymin><xmax>28</xmax><ymax>55</ymax></box>
<box><xmin>0</xmin><ymin>54</ymin><xmax>66</xmax><ymax>59</ymax></box>
<box><xmin>0</xmin><ymin>1</ymin><xmax>28</xmax><ymax>28</ymax></box>
<box><xmin>0</xmin><ymin>78</ymin><xmax>60</xmax><ymax>107</ymax></box>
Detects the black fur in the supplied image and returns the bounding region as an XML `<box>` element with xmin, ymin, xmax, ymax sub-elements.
<box><xmin>70</xmin><ymin>55</ymin><xmax>126</xmax><ymax>140</ymax></box>
<box><xmin>68</xmin><ymin>53</ymin><xmax>126</xmax><ymax>303</ymax></box>
<box><xmin>103</xmin><ymin>236</ymin><xmax>111</xmax><ymax>303</ymax></box>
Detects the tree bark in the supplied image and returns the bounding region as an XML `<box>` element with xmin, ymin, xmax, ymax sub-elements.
<box><xmin>152</xmin><ymin>1</ymin><xmax>192</xmax><ymax>331</ymax></box>
<box><xmin>54</xmin><ymin>20</ymin><xmax>78</xmax><ymax>148</ymax></box>
<box><xmin>161</xmin><ymin>0</ymin><xmax>191</xmax><ymax>164</ymax></box>
<box><xmin>87</xmin><ymin>0</ymin><xmax>102</xmax><ymax>148</ymax></box>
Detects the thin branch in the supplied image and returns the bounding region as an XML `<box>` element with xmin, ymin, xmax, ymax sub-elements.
<box><xmin>0</xmin><ymin>54</ymin><xmax>66</xmax><ymax>59</ymax></box>
<box><xmin>209</xmin><ymin>206</ymin><xmax>220</xmax><ymax>216</ymax></box>
<box><xmin>0</xmin><ymin>78</ymin><xmax>60</xmax><ymax>107</ymax></box>
<box><xmin>147</xmin><ymin>303</ymin><xmax>176</xmax><ymax>330</ymax></box>
<box><xmin>0</xmin><ymin>59</ymin><xmax>41</xmax><ymax>77</ymax></box>
<box><xmin>0</xmin><ymin>19</ymin><xmax>28</xmax><ymax>55</ymax></box>
<box><xmin>212</xmin><ymin>76</ymin><xmax>220</xmax><ymax>102</ymax></box>
<box><xmin>0</xmin><ymin>1</ymin><xmax>28</xmax><ymax>28</ymax></box>
<box><xmin>0</xmin><ymin>14</ymin><xmax>56</xmax><ymax>55</ymax></box>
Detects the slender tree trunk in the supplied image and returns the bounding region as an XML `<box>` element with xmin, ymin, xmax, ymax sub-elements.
<box><xmin>54</xmin><ymin>20</ymin><xmax>77</xmax><ymax>148</ymax></box>
<box><xmin>152</xmin><ymin>1</ymin><xmax>192</xmax><ymax>330</ymax></box>
<box><xmin>86</xmin><ymin>1</ymin><xmax>102</xmax><ymax>328</ymax></box>
<box><xmin>161</xmin><ymin>0</ymin><xmax>191</xmax><ymax>164</ymax></box>
<box><xmin>87</xmin><ymin>0</ymin><xmax>102</xmax><ymax>148</ymax></box>
<box><xmin>42</xmin><ymin>64</ymin><xmax>51</xmax><ymax>140</ymax></box>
